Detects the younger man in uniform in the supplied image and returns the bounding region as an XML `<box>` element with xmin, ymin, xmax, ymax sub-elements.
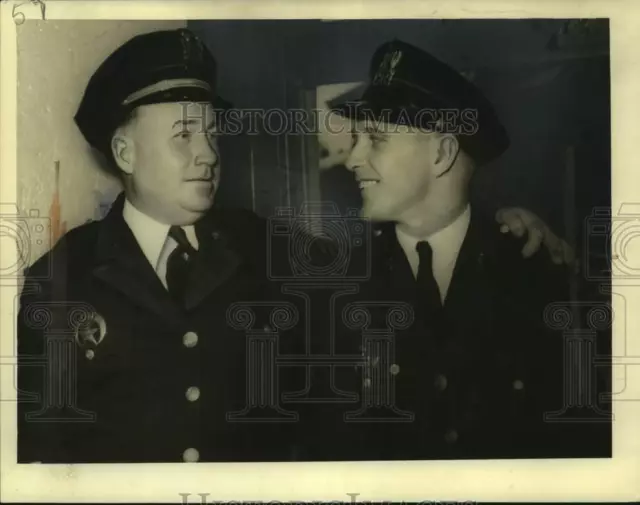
<box><xmin>306</xmin><ymin>39</ymin><xmax>610</xmax><ymax>460</ymax></box>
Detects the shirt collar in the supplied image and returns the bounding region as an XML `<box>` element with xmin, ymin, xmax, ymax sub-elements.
<box><xmin>122</xmin><ymin>199</ymin><xmax>199</xmax><ymax>271</ymax></box>
<box><xmin>396</xmin><ymin>204</ymin><xmax>471</xmax><ymax>258</ymax></box>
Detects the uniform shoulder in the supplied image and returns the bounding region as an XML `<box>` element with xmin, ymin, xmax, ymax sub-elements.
<box><xmin>474</xmin><ymin>211</ymin><xmax>572</xmax><ymax>301</ymax></box>
<box><xmin>20</xmin><ymin>219</ymin><xmax>102</xmax><ymax>305</ymax></box>
<box><xmin>23</xmin><ymin>220</ymin><xmax>101</xmax><ymax>282</ymax></box>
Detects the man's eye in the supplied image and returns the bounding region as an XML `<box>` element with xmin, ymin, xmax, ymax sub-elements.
<box><xmin>370</xmin><ymin>134</ymin><xmax>385</xmax><ymax>144</ymax></box>
<box><xmin>175</xmin><ymin>131</ymin><xmax>192</xmax><ymax>140</ymax></box>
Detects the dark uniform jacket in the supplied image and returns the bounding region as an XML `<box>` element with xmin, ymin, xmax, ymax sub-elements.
<box><xmin>17</xmin><ymin>193</ymin><xmax>301</xmax><ymax>463</ymax></box>
<box><xmin>300</xmin><ymin>207</ymin><xmax>611</xmax><ymax>461</ymax></box>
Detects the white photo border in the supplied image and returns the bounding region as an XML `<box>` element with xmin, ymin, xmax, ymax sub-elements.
<box><xmin>1</xmin><ymin>0</ymin><xmax>638</xmax><ymax>502</ymax></box>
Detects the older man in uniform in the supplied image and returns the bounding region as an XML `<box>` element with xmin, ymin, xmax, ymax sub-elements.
<box><xmin>304</xmin><ymin>39</ymin><xmax>610</xmax><ymax>460</ymax></box>
<box><xmin>17</xmin><ymin>29</ymin><xmax>299</xmax><ymax>463</ymax></box>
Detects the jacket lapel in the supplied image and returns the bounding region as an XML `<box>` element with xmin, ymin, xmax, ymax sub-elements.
<box><xmin>373</xmin><ymin>222</ymin><xmax>417</xmax><ymax>299</ymax></box>
<box><xmin>370</xmin><ymin>208</ymin><xmax>491</xmax><ymax>315</ymax></box>
<box><xmin>443</xmin><ymin>206</ymin><xmax>493</xmax><ymax>328</ymax></box>
<box><xmin>91</xmin><ymin>193</ymin><xmax>182</xmax><ymax>322</ymax></box>
<box><xmin>183</xmin><ymin>211</ymin><xmax>243</xmax><ymax>311</ymax></box>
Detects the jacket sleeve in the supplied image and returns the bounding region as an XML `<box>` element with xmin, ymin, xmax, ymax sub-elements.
<box><xmin>16</xmin><ymin>237</ymin><xmax>86</xmax><ymax>463</ymax></box>
<box><xmin>464</xmin><ymin>225</ymin><xmax>579</xmax><ymax>457</ymax></box>
<box><xmin>503</xmin><ymin>245</ymin><xmax>610</xmax><ymax>457</ymax></box>
<box><xmin>17</xmin><ymin>261</ymin><xmax>65</xmax><ymax>463</ymax></box>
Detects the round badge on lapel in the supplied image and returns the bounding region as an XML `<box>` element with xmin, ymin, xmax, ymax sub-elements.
<box><xmin>74</xmin><ymin>311</ymin><xmax>107</xmax><ymax>358</ymax></box>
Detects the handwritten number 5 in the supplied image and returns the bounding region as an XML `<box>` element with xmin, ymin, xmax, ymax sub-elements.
<box><xmin>8</xmin><ymin>1</ymin><xmax>46</xmax><ymax>25</ymax></box>
<box><xmin>12</xmin><ymin>4</ymin><xmax>25</xmax><ymax>25</ymax></box>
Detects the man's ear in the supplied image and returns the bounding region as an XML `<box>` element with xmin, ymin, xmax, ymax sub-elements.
<box><xmin>111</xmin><ymin>131</ymin><xmax>135</xmax><ymax>175</ymax></box>
<box><xmin>433</xmin><ymin>134</ymin><xmax>460</xmax><ymax>178</ymax></box>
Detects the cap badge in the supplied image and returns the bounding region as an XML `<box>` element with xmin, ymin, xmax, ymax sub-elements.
<box><xmin>180</xmin><ymin>30</ymin><xmax>204</xmax><ymax>65</ymax></box>
<box><xmin>373</xmin><ymin>49</ymin><xmax>403</xmax><ymax>86</ymax></box>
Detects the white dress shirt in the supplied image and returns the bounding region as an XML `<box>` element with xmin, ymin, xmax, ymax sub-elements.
<box><xmin>395</xmin><ymin>205</ymin><xmax>471</xmax><ymax>304</ymax></box>
<box><xmin>122</xmin><ymin>199</ymin><xmax>199</xmax><ymax>289</ymax></box>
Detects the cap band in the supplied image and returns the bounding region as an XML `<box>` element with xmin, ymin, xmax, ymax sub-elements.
<box><xmin>122</xmin><ymin>78</ymin><xmax>212</xmax><ymax>106</ymax></box>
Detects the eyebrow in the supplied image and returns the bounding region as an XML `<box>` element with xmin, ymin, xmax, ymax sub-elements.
<box><xmin>172</xmin><ymin>118</ymin><xmax>217</xmax><ymax>130</ymax></box>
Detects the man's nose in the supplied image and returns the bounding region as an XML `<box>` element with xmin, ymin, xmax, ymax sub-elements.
<box><xmin>344</xmin><ymin>132</ymin><xmax>368</xmax><ymax>172</ymax></box>
<box><xmin>344</xmin><ymin>154</ymin><xmax>358</xmax><ymax>172</ymax></box>
<box><xmin>195</xmin><ymin>135</ymin><xmax>219</xmax><ymax>170</ymax></box>
<box><xmin>345</xmin><ymin>144</ymin><xmax>364</xmax><ymax>172</ymax></box>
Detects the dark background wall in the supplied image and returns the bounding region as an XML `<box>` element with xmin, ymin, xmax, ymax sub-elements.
<box><xmin>190</xmin><ymin>19</ymin><xmax>610</xmax><ymax>254</ymax></box>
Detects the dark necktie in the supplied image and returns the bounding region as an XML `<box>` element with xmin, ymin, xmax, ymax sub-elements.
<box><xmin>166</xmin><ymin>225</ymin><xmax>198</xmax><ymax>304</ymax></box>
<box><xmin>416</xmin><ymin>241</ymin><xmax>442</xmax><ymax>313</ymax></box>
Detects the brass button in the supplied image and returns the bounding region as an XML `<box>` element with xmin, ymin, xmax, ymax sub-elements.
<box><xmin>182</xmin><ymin>447</ymin><xmax>199</xmax><ymax>462</ymax></box>
<box><xmin>185</xmin><ymin>387</ymin><xmax>201</xmax><ymax>402</ymax></box>
<box><xmin>85</xmin><ymin>350</ymin><xmax>95</xmax><ymax>360</ymax></box>
<box><xmin>513</xmin><ymin>379</ymin><xmax>524</xmax><ymax>390</ymax></box>
<box><xmin>390</xmin><ymin>364</ymin><xmax>400</xmax><ymax>375</ymax></box>
<box><xmin>444</xmin><ymin>429</ymin><xmax>458</xmax><ymax>443</ymax></box>
<box><xmin>434</xmin><ymin>374</ymin><xmax>448</xmax><ymax>391</ymax></box>
<box><xmin>182</xmin><ymin>331</ymin><xmax>198</xmax><ymax>348</ymax></box>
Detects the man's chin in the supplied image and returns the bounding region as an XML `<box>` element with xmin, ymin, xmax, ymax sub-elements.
<box><xmin>181</xmin><ymin>195</ymin><xmax>215</xmax><ymax>215</ymax></box>
<box><xmin>360</xmin><ymin>204</ymin><xmax>390</xmax><ymax>222</ymax></box>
